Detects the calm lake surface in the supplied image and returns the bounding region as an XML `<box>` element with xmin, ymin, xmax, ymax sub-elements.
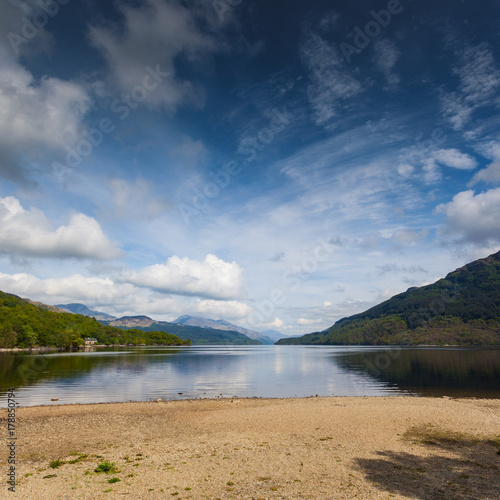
<box><xmin>1</xmin><ymin>345</ymin><xmax>499</xmax><ymax>407</ymax></box>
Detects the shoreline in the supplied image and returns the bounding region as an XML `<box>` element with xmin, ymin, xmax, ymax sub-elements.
<box><xmin>10</xmin><ymin>392</ymin><xmax>495</xmax><ymax>410</ymax></box>
<box><xmin>3</xmin><ymin>397</ymin><xmax>499</xmax><ymax>498</ymax></box>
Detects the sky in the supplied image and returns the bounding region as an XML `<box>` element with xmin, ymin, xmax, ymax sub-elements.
<box><xmin>1</xmin><ymin>0</ymin><xmax>500</xmax><ymax>336</ymax></box>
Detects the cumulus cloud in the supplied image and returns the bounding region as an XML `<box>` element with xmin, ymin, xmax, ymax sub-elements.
<box><xmin>121</xmin><ymin>254</ymin><xmax>245</xmax><ymax>300</ymax></box>
<box><xmin>0</xmin><ymin>196</ymin><xmax>120</xmax><ymax>260</ymax></box>
<box><xmin>0</xmin><ymin>271</ymin><xmax>251</xmax><ymax>321</ymax></box>
<box><xmin>0</xmin><ymin>273</ymin><xmax>133</xmax><ymax>305</ymax></box>
<box><xmin>468</xmin><ymin>162</ymin><xmax>500</xmax><ymax>186</ymax></box>
<box><xmin>440</xmin><ymin>43</ymin><xmax>500</xmax><ymax>130</ymax></box>
<box><xmin>89</xmin><ymin>0</ymin><xmax>225</xmax><ymax>112</ymax></box>
<box><xmin>436</xmin><ymin>188</ymin><xmax>500</xmax><ymax>245</ymax></box>
<box><xmin>0</xmin><ymin>47</ymin><xmax>90</xmax><ymax>184</ymax></box>
<box><xmin>191</xmin><ymin>299</ymin><xmax>252</xmax><ymax>319</ymax></box>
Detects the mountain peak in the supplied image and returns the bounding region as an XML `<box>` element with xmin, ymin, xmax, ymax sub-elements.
<box><xmin>55</xmin><ymin>303</ymin><xmax>116</xmax><ymax>321</ymax></box>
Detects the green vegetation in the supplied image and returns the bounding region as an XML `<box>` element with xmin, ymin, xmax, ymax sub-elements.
<box><xmin>277</xmin><ymin>250</ymin><xmax>500</xmax><ymax>346</ymax></box>
<box><xmin>49</xmin><ymin>459</ymin><xmax>64</xmax><ymax>469</ymax></box>
<box><xmin>94</xmin><ymin>461</ymin><xmax>119</xmax><ymax>474</ymax></box>
<box><xmin>0</xmin><ymin>291</ymin><xmax>190</xmax><ymax>349</ymax></box>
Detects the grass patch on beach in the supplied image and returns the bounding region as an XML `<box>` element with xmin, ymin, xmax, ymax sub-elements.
<box><xmin>49</xmin><ymin>459</ymin><xmax>65</xmax><ymax>469</ymax></box>
<box><xmin>94</xmin><ymin>461</ymin><xmax>120</xmax><ymax>474</ymax></box>
<box><xmin>404</xmin><ymin>425</ymin><xmax>500</xmax><ymax>450</ymax></box>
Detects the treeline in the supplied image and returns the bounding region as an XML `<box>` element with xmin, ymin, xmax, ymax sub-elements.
<box><xmin>0</xmin><ymin>292</ymin><xmax>190</xmax><ymax>349</ymax></box>
<box><xmin>279</xmin><ymin>315</ymin><xmax>500</xmax><ymax>346</ymax></box>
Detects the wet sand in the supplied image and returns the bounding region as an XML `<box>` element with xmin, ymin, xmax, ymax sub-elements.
<box><xmin>2</xmin><ymin>397</ymin><xmax>500</xmax><ymax>499</ymax></box>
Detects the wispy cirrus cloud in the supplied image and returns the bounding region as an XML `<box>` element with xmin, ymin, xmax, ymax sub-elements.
<box><xmin>300</xmin><ymin>28</ymin><xmax>365</xmax><ymax>128</ymax></box>
<box><xmin>440</xmin><ymin>43</ymin><xmax>500</xmax><ymax>130</ymax></box>
<box><xmin>373</xmin><ymin>39</ymin><xmax>401</xmax><ymax>89</ymax></box>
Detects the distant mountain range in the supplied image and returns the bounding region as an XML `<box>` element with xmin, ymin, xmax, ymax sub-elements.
<box><xmin>100</xmin><ymin>316</ymin><xmax>260</xmax><ymax>345</ymax></box>
<box><xmin>55</xmin><ymin>304</ymin><xmax>289</xmax><ymax>345</ymax></box>
<box><xmin>260</xmin><ymin>329</ymin><xmax>291</xmax><ymax>342</ymax></box>
<box><xmin>278</xmin><ymin>250</ymin><xmax>500</xmax><ymax>346</ymax></box>
<box><xmin>174</xmin><ymin>316</ymin><xmax>275</xmax><ymax>344</ymax></box>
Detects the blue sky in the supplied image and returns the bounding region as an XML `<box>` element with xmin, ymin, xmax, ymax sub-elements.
<box><xmin>1</xmin><ymin>0</ymin><xmax>500</xmax><ymax>334</ymax></box>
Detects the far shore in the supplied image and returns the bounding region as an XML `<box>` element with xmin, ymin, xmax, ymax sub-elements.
<box><xmin>3</xmin><ymin>397</ymin><xmax>499</xmax><ymax>499</ymax></box>
<box><xmin>0</xmin><ymin>343</ymin><xmax>191</xmax><ymax>353</ymax></box>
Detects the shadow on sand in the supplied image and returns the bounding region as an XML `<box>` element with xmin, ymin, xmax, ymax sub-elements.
<box><xmin>355</xmin><ymin>426</ymin><xmax>500</xmax><ymax>499</ymax></box>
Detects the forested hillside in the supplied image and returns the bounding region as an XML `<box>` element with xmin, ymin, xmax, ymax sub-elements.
<box><xmin>0</xmin><ymin>291</ymin><xmax>189</xmax><ymax>348</ymax></box>
<box><xmin>278</xmin><ymin>251</ymin><xmax>500</xmax><ymax>346</ymax></box>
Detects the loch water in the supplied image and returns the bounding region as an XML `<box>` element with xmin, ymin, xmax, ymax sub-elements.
<box><xmin>1</xmin><ymin>345</ymin><xmax>499</xmax><ymax>407</ymax></box>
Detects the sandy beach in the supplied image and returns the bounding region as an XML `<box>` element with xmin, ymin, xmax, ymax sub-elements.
<box><xmin>3</xmin><ymin>397</ymin><xmax>500</xmax><ymax>499</ymax></box>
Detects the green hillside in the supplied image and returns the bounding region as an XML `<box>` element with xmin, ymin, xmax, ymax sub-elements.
<box><xmin>0</xmin><ymin>291</ymin><xmax>189</xmax><ymax>348</ymax></box>
<box><xmin>277</xmin><ymin>251</ymin><xmax>500</xmax><ymax>346</ymax></box>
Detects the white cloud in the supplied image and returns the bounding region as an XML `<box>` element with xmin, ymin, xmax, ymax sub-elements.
<box><xmin>398</xmin><ymin>145</ymin><xmax>477</xmax><ymax>184</ymax></box>
<box><xmin>469</xmin><ymin>162</ymin><xmax>500</xmax><ymax>186</ymax></box>
<box><xmin>297</xmin><ymin>317</ymin><xmax>323</xmax><ymax>326</ymax></box>
<box><xmin>0</xmin><ymin>273</ymin><xmax>133</xmax><ymax>305</ymax></box>
<box><xmin>191</xmin><ymin>299</ymin><xmax>252</xmax><ymax>320</ymax></box>
<box><xmin>373</xmin><ymin>39</ymin><xmax>401</xmax><ymax>88</ymax></box>
<box><xmin>440</xmin><ymin>43</ymin><xmax>500</xmax><ymax>130</ymax></box>
<box><xmin>0</xmin><ymin>196</ymin><xmax>120</xmax><ymax>260</ymax></box>
<box><xmin>121</xmin><ymin>254</ymin><xmax>245</xmax><ymax>300</ymax></box>
<box><xmin>89</xmin><ymin>0</ymin><xmax>224</xmax><ymax>112</ymax></box>
<box><xmin>432</xmin><ymin>149</ymin><xmax>478</xmax><ymax>170</ymax></box>
<box><xmin>300</xmin><ymin>30</ymin><xmax>364</xmax><ymax>127</ymax></box>
<box><xmin>0</xmin><ymin>47</ymin><xmax>90</xmax><ymax>183</ymax></box>
<box><xmin>436</xmin><ymin>188</ymin><xmax>500</xmax><ymax>244</ymax></box>
<box><xmin>0</xmin><ymin>271</ymin><xmax>251</xmax><ymax>321</ymax></box>
<box><xmin>475</xmin><ymin>140</ymin><xmax>500</xmax><ymax>162</ymax></box>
